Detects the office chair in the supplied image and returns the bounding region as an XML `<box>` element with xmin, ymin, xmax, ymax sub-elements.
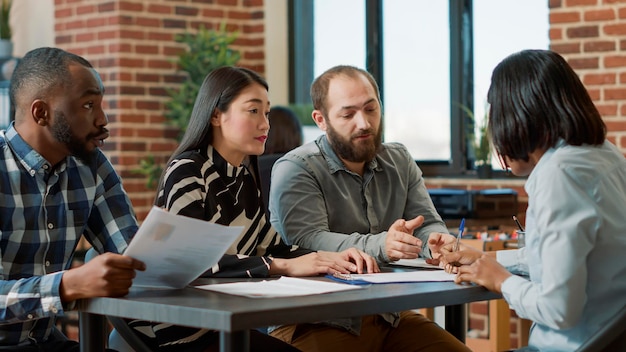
<box><xmin>84</xmin><ymin>248</ymin><xmax>153</xmax><ymax>352</ymax></box>
<box><xmin>257</xmin><ymin>153</ymin><xmax>282</xmax><ymax>217</ymax></box>
<box><xmin>107</xmin><ymin>316</ymin><xmax>153</xmax><ymax>352</ymax></box>
<box><xmin>574</xmin><ymin>304</ymin><xmax>626</xmax><ymax>352</ymax></box>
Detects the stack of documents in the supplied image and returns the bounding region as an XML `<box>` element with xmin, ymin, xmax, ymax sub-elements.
<box><xmin>196</xmin><ymin>269</ymin><xmax>456</xmax><ymax>298</ymax></box>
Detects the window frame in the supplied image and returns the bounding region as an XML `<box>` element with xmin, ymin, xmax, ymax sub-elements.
<box><xmin>289</xmin><ymin>0</ymin><xmax>498</xmax><ymax>177</ymax></box>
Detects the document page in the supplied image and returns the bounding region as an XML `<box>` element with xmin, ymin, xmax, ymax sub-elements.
<box><xmin>195</xmin><ymin>277</ymin><xmax>363</xmax><ymax>298</ymax></box>
<box><xmin>390</xmin><ymin>258</ymin><xmax>443</xmax><ymax>270</ymax></box>
<box><xmin>124</xmin><ymin>206</ymin><xmax>244</xmax><ymax>289</ymax></box>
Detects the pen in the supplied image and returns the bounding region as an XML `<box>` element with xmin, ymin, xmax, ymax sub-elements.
<box><xmin>453</xmin><ymin>218</ymin><xmax>465</xmax><ymax>252</ymax></box>
<box><xmin>513</xmin><ymin>215</ymin><xmax>525</xmax><ymax>232</ymax></box>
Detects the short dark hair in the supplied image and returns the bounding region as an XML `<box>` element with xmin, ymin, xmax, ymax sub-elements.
<box><xmin>10</xmin><ymin>47</ymin><xmax>93</xmax><ymax>118</ymax></box>
<box><xmin>487</xmin><ymin>49</ymin><xmax>606</xmax><ymax>163</ymax></box>
<box><xmin>310</xmin><ymin>65</ymin><xmax>381</xmax><ymax>118</ymax></box>
<box><xmin>263</xmin><ymin>106</ymin><xmax>302</xmax><ymax>155</ymax></box>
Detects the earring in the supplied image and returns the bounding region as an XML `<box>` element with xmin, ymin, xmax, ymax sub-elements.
<box><xmin>37</xmin><ymin>119</ymin><xmax>46</xmax><ymax>126</ymax></box>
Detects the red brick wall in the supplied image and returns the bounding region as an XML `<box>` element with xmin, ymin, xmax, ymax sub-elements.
<box><xmin>53</xmin><ymin>0</ymin><xmax>266</xmax><ymax>220</ymax></box>
<box><xmin>550</xmin><ymin>0</ymin><xmax>626</xmax><ymax>152</ymax></box>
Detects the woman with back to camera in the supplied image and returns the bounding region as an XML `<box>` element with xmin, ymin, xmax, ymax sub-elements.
<box><xmin>129</xmin><ymin>66</ymin><xmax>378</xmax><ymax>352</ymax></box>
<box><xmin>262</xmin><ymin>105</ymin><xmax>303</xmax><ymax>156</ymax></box>
<box><xmin>434</xmin><ymin>49</ymin><xmax>626</xmax><ymax>351</ymax></box>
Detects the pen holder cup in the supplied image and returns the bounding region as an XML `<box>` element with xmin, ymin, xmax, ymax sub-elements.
<box><xmin>516</xmin><ymin>231</ymin><xmax>525</xmax><ymax>249</ymax></box>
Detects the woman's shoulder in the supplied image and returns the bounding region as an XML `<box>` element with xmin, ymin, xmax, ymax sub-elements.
<box><xmin>172</xmin><ymin>149</ymin><xmax>208</xmax><ymax>163</ymax></box>
<box><xmin>164</xmin><ymin>149</ymin><xmax>214</xmax><ymax>181</ymax></box>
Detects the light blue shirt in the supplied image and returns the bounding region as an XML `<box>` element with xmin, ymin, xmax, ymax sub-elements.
<box><xmin>497</xmin><ymin>140</ymin><xmax>626</xmax><ymax>351</ymax></box>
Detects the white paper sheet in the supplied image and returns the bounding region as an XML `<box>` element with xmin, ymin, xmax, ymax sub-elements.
<box><xmin>344</xmin><ymin>270</ymin><xmax>456</xmax><ymax>284</ymax></box>
<box><xmin>390</xmin><ymin>258</ymin><xmax>443</xmax><ymax>270</ymax></box>
<box><xmin>195</xmin><ymin>277</ymin><xmax>363</xmax><ymax>298</ymax></box>
<box><xmin>124</xmin><ymin>206</ymin><xmax>244</xmax><ymax>289</ymax></box>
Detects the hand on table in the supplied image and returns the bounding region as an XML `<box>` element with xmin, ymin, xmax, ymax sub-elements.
<box><xmin>271</xmin><ymin>248</ymin><xmax>379</xmax><ymax>277</ymax></box>
<box><xmin>318</xmin><ymin>248</ymin><xmax>379</xmax><ymax>274</ymax></box>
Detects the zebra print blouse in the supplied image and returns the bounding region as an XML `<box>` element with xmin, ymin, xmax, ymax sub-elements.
<box><xmin>156</xmin><ymin>144</ymin><xmax>309</xmax><ymax>277</ymax></box>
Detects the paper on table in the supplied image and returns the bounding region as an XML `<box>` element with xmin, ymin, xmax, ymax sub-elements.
<box><xmin>339</xmin><ymin>270</ymin><xmax>456</xmax><ymax>284</ymax></box>
<box><xmin>390</xmin><ymin>258</ymin><xmax>443</xmax><ymax>270</ymax></box>
<box><xmin>195</xmin><ymin>276</ymin><xmax>364</xmax><ymax>298</ymax></box>
<box><xmin>124</xmin><ymin>206</ymin><xmax>244</xmax><ymax>289</ymax></box>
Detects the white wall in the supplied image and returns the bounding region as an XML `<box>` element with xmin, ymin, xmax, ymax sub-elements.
<box><xmin>9</xmin><ymin>0</ymin><xmax>54</xmax><ymax>57</ymax></box>
<box><xmin>264</xmin><ymin>0</ymin><xmax>289</xmax><ymax>106</ymax></box>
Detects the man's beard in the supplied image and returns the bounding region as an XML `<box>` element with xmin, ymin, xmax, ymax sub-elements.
<box><xmin>326</xmin><ymin>120</ymin><xmax>382</xmax><ymax>163</ymax></box>
<box><xmin>51</xmin><ymin>110</ymin><xmax>98</xmax><ymax>163</ymax></box>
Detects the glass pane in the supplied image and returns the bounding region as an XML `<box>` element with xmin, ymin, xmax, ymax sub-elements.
<box><xmin>473</xmin><ymin>0</ymin><xmax>549</xmax><ymax>168</ymax></box>
<box><xmin>309</xmin><ymin>0</ymin><xmax>367</xmax><ymax>143</ymax></box>
<box><xmin>314</xmin><ymin>0</ymin><xmax>366</xmax><ymax>76</ymax></box>
<box><xmin>383</xmin><ymin>0</ymin><xmax>450</xmax><ymax>160</ymax></box>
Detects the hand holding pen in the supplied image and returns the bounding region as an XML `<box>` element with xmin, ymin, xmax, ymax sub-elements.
<box><xmin>453</xmin><ymin>218</ymin><xmax>465</xmax><ymax>252</ymax></box>
<box><xmin>513</xmin><ymin>215</ymin><xmax>526</xmax><ymax>248</ymax></box>
<box><xmin>450</xmin><ymin>218</ymin><xmax>465</xmax><ymax>267</ymax></box>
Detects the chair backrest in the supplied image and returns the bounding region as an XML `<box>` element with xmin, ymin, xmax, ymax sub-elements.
<box><xmin>575</xmin><ymin>305</ymin><xmax>626</xmax><ymax>352</ymax></box>
<box><xmin>108</xmin><ymin>316</ymin><xmax>154</xmax><ymax>352</ymax></box>
<box><xmin>108</xmin><ymin>328</ymin><xmax>136</xmax><ymax>352</ymax></box>
<box><xmin>83</xmin><ymin>248</ymin><xmax>152</xmax><ymax>352</ymax></box>
<box><xmin>257</xmin><ymin>153</ymin><xmax>283</xmax><ymax>217</ymax></box>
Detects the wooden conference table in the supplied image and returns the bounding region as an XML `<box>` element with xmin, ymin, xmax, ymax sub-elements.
<box><xmin>77</xmin><ymin>271</ymin><xmax>501</xmax><ymax>352</ymax></box>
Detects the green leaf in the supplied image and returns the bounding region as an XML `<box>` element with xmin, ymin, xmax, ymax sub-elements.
<box><xmin>164</xmin><ymin>24</ymin><xmax>241</xmax><ymax>139</ymax></box>
<box><xmin>0</xmin><ymin>0</ymin><xmax>11</xmax><ymax>40</ymax></box>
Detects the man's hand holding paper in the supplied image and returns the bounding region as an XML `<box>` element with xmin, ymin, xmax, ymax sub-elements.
<box><xmin>124</xmin><ymin>206</ymin><xmax>243</xmax><ymax>289</ymax></box>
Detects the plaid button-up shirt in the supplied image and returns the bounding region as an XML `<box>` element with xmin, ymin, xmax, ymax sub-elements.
<box><xmin>0</xmin><ymin>124</ymin><xmax>136</xmax><ymax>346</ymax></box>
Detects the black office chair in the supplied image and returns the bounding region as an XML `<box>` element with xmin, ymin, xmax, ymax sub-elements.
<box><xmin>257</xmin><ymin>153</ymin><xmax>283</xmax><ymax>217</ymax></box>
<box><xmin>84</xmin><ymin>248</ymin><xmax>153</xmax><ymax>352</ymax></box>
<box><xmin>574</xmin><ymin>304</ymin><xmax>626</xmax><ymax>352</ymax></box>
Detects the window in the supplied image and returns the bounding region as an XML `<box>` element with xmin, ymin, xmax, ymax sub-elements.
<box><xmin>473</xmin><ymin>0</ymin><xmax>549</xmax><ymax>168</ymax></box>
<box><xmin>314</xmin><ymin>0</ymin><xmax>366</xmax><ymax>75</ymax></box>
<box><xmin>289</xmin><ymin>0</ymin><xmax>549</xmax><ymax>176</ymax></box>
<box><xmin>383</xmin><ymin>0</ymin><xmax>451</xmax><ymax>161</ymax></box>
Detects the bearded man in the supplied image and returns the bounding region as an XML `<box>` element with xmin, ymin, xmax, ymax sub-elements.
<box><xmin>268</xmin><ymin>65</ymin><xmax>469</xmax><ymax>352</ymax></box>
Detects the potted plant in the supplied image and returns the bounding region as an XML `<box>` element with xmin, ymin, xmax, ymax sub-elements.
<box><xmin>473</xmin><ymin>118</ymin><xmax>492</xmax><ymax>178</ymax></box>
<box><xmin>134</xmin><ymin>24</ymin><xmax>241</xmax><ymax>189</ymax></box>
<box><xmin>0</xmin><ymin>0</ymin><xmax>11</xmax><ymax>58</ymax></box>
<box><xmin>164</xmin><ymin>24</ymin><xmax>240</xmax><ymax>138</ymax></box>
<box><xmin>459</xmin><ymin>104</ymin><xmax>492</xmax><ymax>178</ymax></box>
